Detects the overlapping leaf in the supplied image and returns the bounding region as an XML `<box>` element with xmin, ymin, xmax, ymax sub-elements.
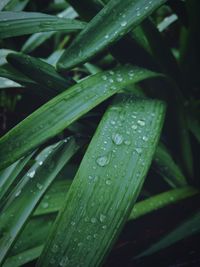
<box><xmin>0</xmin><ymin>65</ymin><xmax>161</xmax><ymax>170</ymax></box>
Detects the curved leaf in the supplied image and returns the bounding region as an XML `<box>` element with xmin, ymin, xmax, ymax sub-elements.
<box><xmin>0</xmin><ymin>65</ymin><xmax>161</xmax><ymax>170</ymax></box>
<box><xmin>37</xmin><ymin>94</ymin><xmax>165</xmax><ymax>267</ymax></box>
<box><xmin>57</xmin><ymin>0</ymin><xmax>166</xmax><ymax>71</ymax></box>
<box><xmin>0</xmin><ymin>137</ymin><xmax>79</xmax><ymax>264</ymax></box>
<box><xmin>0</xmin><ymin>11</ymin><xmax>86</xmax><ymax>39</ymax></box>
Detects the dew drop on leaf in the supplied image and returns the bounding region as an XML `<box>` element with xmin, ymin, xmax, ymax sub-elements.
<box><xmin>112</xmin><ymin>133</ymin><xmax>123</xmax><ymax>145</ymax></box>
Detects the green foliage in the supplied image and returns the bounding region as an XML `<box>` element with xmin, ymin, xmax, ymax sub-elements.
<box><xmin>0</xmin><ymin>0</ymin><xmax>199</xmax><ymax>266</ymax></box>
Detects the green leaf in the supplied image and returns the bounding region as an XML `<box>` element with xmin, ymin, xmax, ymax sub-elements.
<box><xmin>0</xmin><ymin>65</ymin><xmax>160</xmax><ymax>170</ymax></box>
<box><xmin>136</xmin><ymin>209</ymin><xmax>200</xmax><ymax>258</ymax></box>
<box><xmin>0</xmin><ymin>137</ymin><xmax>79</xmax><ymax>264</ymax></box>
<box><xmin>153</xmin><ymin>144</ymin><xmax>187</xmax><ymax>188</ymax></box>
<box><xmin>33</xmin><ymin>180</ymin><xmax>71</xmax><ymax>216</ymax></box>
<box><xmin>0</xmin><ymin>11</ymin><xmax>86</xmax><ymax>39</ymax></box>
<box><xmin>3</xmin><ymin>246</ymin><xmax>43</xmax><ymax>267</ymax></box>
<box><xmin>37</xmin><ymin>94</ymin><xmax>165</xmax><ymax>267</ymax></box>
<box><xmin>0</xmin><ymin>0</ymin><xmax>11</xmax><ymax>11</ymax></box>
<box><xmin>21</xmin><ymin>6</ymin><xmax>78</xmax><ymax>53</ymax></box>
<box><xmin>7</xmin><ymin>53</ymin><xmax>74</xmax><ymax>93</ymax></box>
<box><xmin>0</xmin><ymin>152</ymin><xmax>34</xmax><ymax>206</ymax></box>
<box><xmin>57</xmin><ymin>0</ymin><xmax>167</xmax><ymax>71</ymax></box>
<box><xmin>129</xmin><ymin>186</ymin><xmax>198</xmax><ymax>220</ymax></box>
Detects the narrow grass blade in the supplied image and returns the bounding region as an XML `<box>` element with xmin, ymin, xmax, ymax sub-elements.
<box><xmin>21</xmin><ymin>7</ymin><xmax>78</xmax><ymax>53</ymax></box>
<box><xmin>0</xmin><ymin>0</ymin><xmax>11</xmax><ymax>11</ymax></box>
<box><xmin>3</xmin><ymin>246</ymin><xmax>43</xmax><ymax>267</ymax></box>
<box><xmin>154</xmin><ymin>144</ymin><xmax>187</xmax><ymax>187</ymax></box>
<box><xmin>7</xmin><ymin>53</ymin><xmax>74</xmax><ymax>92</ymax></box>
<box><xmin>9</xmin><ymin>215</ymin><xmax>56</xmax><ymax>258</ymax></box>
<box><xmin>0</xmin><ymin>11</ymin><xmax>86</xmax><ymax>38</ymax></box>
<box><xmin>37</xmin><ymin>94</ymin><xmax>165</xmax><ymax>267</ymax></box>
<box><xmin>0</xmin><ymin>152</ymin><xmax>34</xmax><ymax>206</ymax></box>
<box><xmin>0</xmin><ymin>77</ymin><xmax>21</xmax><ymax>89</ymax></box>
<box><xmin>57</xmin><ymin>0</ymin><xmax>166</xmax><ymax>71</ymax></box>
<box><xmin>0</xmin><ymin>65</ymin><xmax>59</xmax><ymax>98</ymax></box>
<box><xmin>33</xmin><ymin>180</ymin><xmax>71</xmax><ymax>216</ymax></box>
<box><xmin>129</xmin><ymin>186</ymin><xmax>198</xmax><ymax>220</ymax></box>
<box><xmin>4</xmin><ymin>215</ymin><xmax>56</xmax><ymax>267</ymax></box>
<box><xmin>0</xmin><ymin>65</ymin><xmax>160</xmax><ymax>170</ymax></box>
<box><xmin>136</xmin><ymin>209</ymin><xmax>200</xmax><ymax>258</ymax></box>
<box><xmin>0</xmin><ymin>137</ymin><xmax>79</xmax><ymax>264</ymax></box>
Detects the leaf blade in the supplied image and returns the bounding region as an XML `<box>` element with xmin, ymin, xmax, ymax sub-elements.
<box><xmin>0</xmin><ymin>65</ymin><xmax>160</xmax><ymax>170</ymax></box>
<box><xmin>37</xmin><ymin>94</ymin><xmax>165</xmax><ymax>267</ymax></box>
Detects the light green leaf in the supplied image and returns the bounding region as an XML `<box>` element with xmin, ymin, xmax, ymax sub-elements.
<box><xmin>37</xmin><ymin>94</ymin><xmax>165</xmax><ymax>267</ymax></box>
<box><xmin>0</xmin><ymin>11</ymin><xmax>86</xmax><ymax>38</ymax></box>
<box><xmin>0</xmin><ymin>65</ymin><xmax>161</xmax><ymax>170</ymax></box>
<box><xmin>57</xmin><ymin>0</ymin><xmax>167</xmax><ymax>71</ymax></box>
<box><xmin>0</xmin><ymin>152</ymin><xmax>34</xmax><ymax>206</ymax></box>
<box><xmin>0</xmin><ymin>137</ymin><xmax>79</xmax><ymax>264</ymax></box>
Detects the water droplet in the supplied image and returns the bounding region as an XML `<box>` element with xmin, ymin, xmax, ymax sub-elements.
<box><xmin>135</xmin><ymin>148</ymin><xmax>142</xmax><ymax>154</ymax></box>
<box><xmin>39</xmin><ymin>161</ymin><xmax>43</xmax><ymax>166</ymax></box>
<box><xmin>59</xmin><ymin>256</ymin><xmax>69</xmax><ymax>266</ymax></box>
<box><xmin>86</xmin><ymin>235</ymin><xmax>92</xmax><ymax>240</ymax></box>
<box><xmin>71</xmin><ymin>221</ymin><xmax>76</xmax><ymax>226</ymax></box>
<box><xmin>110</xmin><ymin>120</ymin><xmax>116</xmax><ymax>125</ymax></box>
<box><xmin>99</xmin><ymin>214</ymin><xmax>106</xmax><ymax>223</ymax></box>
<box><xmin>42</xmin><ymin>202</ymin><xmax>49</xmax><ymax>209</ymax></box>
<box><xmin>121</xmin><ymin>21</ymin><xmax>127</xmax><ymax>27</ymax></box>
<box><xmin>102</xmin><ymin>225</ymin><xmax>107</xmax><ymax>229</ymax></box>
<box><xmin>105</xmin><ymin>179</ymin><xmax>112</xmax><ymax>185</ymax></box>
<box><xmin>112</xmin><ymin>133</ymin><xmax>123</xmax><ymax>145</ymax></box>
<box><xmin>131</xmin><ymin>125</ymin><xmax>137</xmax><ymax>130</ymax></box>
<box><xmin>109</xmin><ymin>78</ymin><xmax>114</xmax><ymax>83</ymax></box>
<box><xmin>15</xmin><ymin>190</ymin><xmax>21</xmax><ymax>197</ymax></box>
<box><xmin>124</xmin><ymin>140</ymin><xmax>131</xmax><ymax>145</ymax></box>
<box><xmin>96</xmin><ymin>154</ymin><xmax>110</xmax><ymax>167</ymax></box>
<box><xmin>36</xmin><ymin>183</ymin><xmax>43</xmax><ymax>190</ymax></box>
<box><xmin>105</xmin><ymin>34</ymin><xmax>109</xmax><ymax>39</ymax></box>
<box><xmin>52</xmin><ymin>244</ymin><xmax>59</xmax><ymax>253</ymax></box>
<box><xmin>91</xmin><ymin>217</ymin><xmax>97</xmax><ymax>224</ymax></box>
<box><xmin>142</xmin><ymin>136</ymin><xmax>148</xmax><ymax>142</ymax></box>
<box><xmin>116</xmin><ymin>77</ymin><xmax>123</xmax><ymax>82</ymax></box>
<box><xmin>137</xmin><ymin>120</ymin><xmax>145</xmax><ymax>126</ymax></box>
<box><xmin>27</xmin><ymin>170</ymin><xmax>35</xmax><ymax>178</ymax></box>
<box><xmin>102</xmin><ymin>75</ymin><xmax>107</xmax><ymax>81</ymax></box>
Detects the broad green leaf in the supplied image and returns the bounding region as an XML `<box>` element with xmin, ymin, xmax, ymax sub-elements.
<box><xmin>0</xmin><ymin>65</ymin><xmax>161</xmax><ymax>170</ymax></box>
<box><xmin>136</xmin><ymin>209</ymin><xmax>200</xmax><ymax>258</ymax></box>
<box><xmin>0</xmin><ymin>152</ymin><xmax>34</xmax><ymax>206</ymax></box>
<box><xmin>0</xmin><ymin>11</ymin><xmax>86</xmax><ymax>39</ymax></box>
<box><xmin>57</xmin><ymin>0</ymin><xmax>167</xmax><ymax>71</ymax></box>
<box><xmin>153</xmin><ymin>144</ymin><xmax>187</xmax><ymax>187</ymax></box>
<box><xmin>0</xmin><ymin>137</ymin><xmax>79</xmax><ymax>264</ymax></box>
<box><xmin>130</xmin><ymin>186</ymin><xmax>198</xmax><ymax>220</ymax></box>
<box><xmin>37</xmin><ymin>94</ymin><xmax>165</xmax><ymax>267</ymax></box>
<box><xmin>7</xmin><ymin>53</ymin><xmax>74</xmax><ymax>92</ymax></box>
